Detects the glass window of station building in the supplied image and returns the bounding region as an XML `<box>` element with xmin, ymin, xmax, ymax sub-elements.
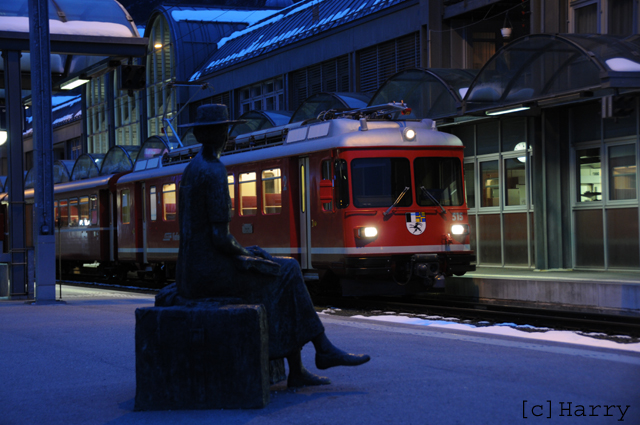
<box><xmin>147</xmin><ymin>15</ymin><xmax>176</xmax><ymax>138</ymax></box>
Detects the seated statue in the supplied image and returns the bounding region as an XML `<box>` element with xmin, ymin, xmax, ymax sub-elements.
<box><xmin>175</xmin><ymin>104</ymin><xmax>370</xmax><ymax>387</ymax></box>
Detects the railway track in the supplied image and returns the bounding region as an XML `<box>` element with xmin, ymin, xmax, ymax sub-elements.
<box><xmin>57</xmin><ymin>279</ymin><xmax>640</xmax><ymax>340</ymax></box>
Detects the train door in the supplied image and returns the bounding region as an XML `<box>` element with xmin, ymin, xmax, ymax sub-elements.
<box><xmin>299</xmin><ymin>157</ymin><xmax>312</xmax><ymax>269</ymax></box>
<box><xmin>141</xmin><ymin>182</ymin><xmax>148</xmax><ymax>264</ymax></box>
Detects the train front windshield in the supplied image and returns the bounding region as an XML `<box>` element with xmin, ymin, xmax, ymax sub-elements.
<box><xmin>350</xmin><ymin>157</ymin><xmax>463</xmax><ymax>208</ymax></box>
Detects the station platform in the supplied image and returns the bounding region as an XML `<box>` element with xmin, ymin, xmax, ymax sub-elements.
<box><xmin>446</xmin><ymin>267</ymin><xmax>640</xmax><ymax>315</ymax></box>
<box><xmin>1</xmin><ymin>285</ymin><xmax>639</xmax><ymax>425</ymax></box>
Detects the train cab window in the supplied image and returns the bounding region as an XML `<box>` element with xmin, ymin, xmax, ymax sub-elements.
<box><xmin>334</xmin><ymin>159</ymin><xmax>349</xmax><ymax>208</ymax></box>
<box><xmin>90</xmin><ymin>195</ymin><xmax>98</xmax><ymax>225</ymax></box>
<box><xmin>163</xmin><ymin>183</ymin><xmax>177</xmax><ymax>221</ymax></box>
<box><xmin>79</xmin><ymin>196</ymin><xmax>90</xmax><ymax>226</ymax></box>
<box><xmin>321</xmin><ymin>160</ymin><xmax>333</xmax><ymax>212</ymax></box>
<box><xmin>121</xmin><ymin>190</ymin><xmax>131</xmax><ymax>224</ymax></box>
<box><xmin>239</xmin><ymin>172</ymin><xmax>257</xmax><ymax>216</ymax></box>
<box><xmin>414</xmin><ymin>158</ymin><xmax>463</xmax><ymax>207</ymax></box>
<box><xmin>149</xmin><ymin>186</ymin><xmax>157</xmax><ymax>221</ymax></box>
<box><xmin>262</xmin><ymin>169</ymin><xmax>281</xmax><ymax>214</ymax></box>
<box><xmin>351</xmin><ymin>158</ymin><xmax>411</xmax><ymax>208</ymax></box>
<box><xmin>59</xmin><ymin>199</ymin><xmax>68</xmax><ymax>227</ymax></box>
<box><xmin>69</xmin><ymin>198</ymin><xmax>79</xmax><ymax>226</ymax></box>
<box><xmin>228</xmin><ymin>175</ymin><xmax>235</xmax><ymax>214</ymax></box>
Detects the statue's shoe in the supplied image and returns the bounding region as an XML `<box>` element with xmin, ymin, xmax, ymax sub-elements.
<box><xmin>288</xmin><ymin>368</ymin><xmax>331</xmax><ymax>388</ymax></box>
<box><xmin>316</xmin><ymin>349</ymin><xmax>371</xmax><ymax>370</ymax></box>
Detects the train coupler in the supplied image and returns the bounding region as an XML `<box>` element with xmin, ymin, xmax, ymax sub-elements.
<box><xmin>412</xmin><ymin>254</ymin><xmax>445</xmax><ymax>288</ymax></box>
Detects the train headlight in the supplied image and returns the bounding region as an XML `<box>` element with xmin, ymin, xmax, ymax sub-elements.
<box><xmin>451</xmin><ymin>224</ymin><xmax>468</xmax><ymax>235</ymax></box>
<box><xmin>356</xmin><ymin>226</ymin><xmax>378</xmax><ymax>239</ymax></box>
<box><xmin>403</xmin><ymin>128</ymin><xmax>417</xmax><ymax>141</ymax></box>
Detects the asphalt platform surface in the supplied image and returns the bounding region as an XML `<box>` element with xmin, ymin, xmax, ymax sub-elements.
<box><xmin>1</xmin><ymin>285</ymin><xmax>639</xmax><ymax>425</ymax></box>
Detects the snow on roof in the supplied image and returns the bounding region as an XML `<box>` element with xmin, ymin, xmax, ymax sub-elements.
<box><xmin>190</xmin><ymin>0</ymin><xmax>407</xmax><ymax>81</ymax></box>
<box><xmin>0</xmin><ymin>16</ymin><xmax>136</xmax><ymax>37</ymax></box>
<box><xmin>171</xmin><ymin>9</ymin><xmax>278</xmax><ymax>25</ymax></box>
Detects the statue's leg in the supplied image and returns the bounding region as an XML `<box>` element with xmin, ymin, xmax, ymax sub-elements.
<box><xmin>312</xmin><ymin>332</ymin><xmax>371</xmax><ymax>370</ymax></box>
<box><xmin>286</xmin><ymin>349</ymin><xmax>331</xmax><ymax>388</ymax></box>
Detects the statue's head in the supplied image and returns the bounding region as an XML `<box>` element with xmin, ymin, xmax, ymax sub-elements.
<box><xmin>179</xmin><ymin>104</ymin><xmax>244</xmax><ymax>154</ymax></box>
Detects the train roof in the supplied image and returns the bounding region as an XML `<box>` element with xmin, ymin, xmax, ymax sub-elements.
<box><xmin>117</xmin><ymin>116</ymin><xmax>462</xmax><ymax>184</ymax></box>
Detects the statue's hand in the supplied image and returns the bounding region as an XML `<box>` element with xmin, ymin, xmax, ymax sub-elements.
<box><xmin>246</xmin><ymin>245</ymin><xmax>273</xmax><ymax>260</ymax></box>
<box><xmin>235</xmin><ymin>255</ymin><xmax>280</xmax><ymax>276</ymax></box>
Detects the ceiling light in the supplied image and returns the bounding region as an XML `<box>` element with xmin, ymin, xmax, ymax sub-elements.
<box><xmin>486</xmin><ymin>105</ymin><xmax>530</xmax><ymax>116</ymax></box>
<box><xmin>60</xmin><ymin>76</ymin><xmax>91</xmax><ymax>90</ymax></box>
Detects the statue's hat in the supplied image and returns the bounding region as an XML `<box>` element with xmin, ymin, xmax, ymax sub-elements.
<box><xmin>178</xmin><ymin>104</ymin><xmax>244</xmax><ymax>127</ymax></box>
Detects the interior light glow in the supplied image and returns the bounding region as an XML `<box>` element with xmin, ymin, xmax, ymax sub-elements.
<box><xmin>486</xmin><ymin>106</ymin><xmax>530</xmax><ymax>116</ymax></box>
<box><xmin>60</xmin><ymin>77</ymin><xmax>91</xmax><ymax>90</ymax></box>
<box><xmin>0</xmin><ymin>131</ymin><xmax>7</xmax><ymax>146</ymax></box>
<box><xmin>451</xmin><ymin>224</ymin><xmax>466</xmax><ymax>235</ymax></box>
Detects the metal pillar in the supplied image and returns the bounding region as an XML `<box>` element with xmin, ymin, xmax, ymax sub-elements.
<box><xmin>29</xmin><ymin>0</ymin><xmax>56</xmax><ymax>301</ymax></box>
<box><xmin>2</xmin><ymin>50</ymin><xmax>27</xmax><ymax>298</ymax></box>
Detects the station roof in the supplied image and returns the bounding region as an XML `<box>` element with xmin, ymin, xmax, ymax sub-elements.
<box><xmin>24</xmin><ymin>96</ymin><xmax>82</xmax><ymax>137</ymax></box>
<box><xmin>463</xmin><ymin>34</ymin><xmax>640</xmax><ymax>114</ymax></box>
<box><xmin>290</xmin><ymin>92</ymin><xmax>371</xmax><ymax>123</ymax></box>
<box><xmin>368</xmin><ymin>68</ymin><xmax>477</xmax><ymax>119</ymax></box>
<box><xmin>100</xmin><ymin>145</ymin><xmax>140</xmax><ymax>176</ymax></box>
<box><xmin>190</xmin><ymin>0</ymin><xmax>411</xmax><ymax>80</ymax></box>
<box><xmin>147</xmin><ymin>6</ymin><xmax>277</xmax><ymax>82</ymax></box>
<box><xmin>71</xmin><ymin>154</ymin><xmax>105</xmax><ymax>181</ymax></box>
<box><xmin>230</xmin><ymin>110</ymin><xmax>293</xmax><ymax>138</ymax></box>
<box><xmin>0</xmin><ymin>0</ymin><xmax>146</xmax><ymax>90</ymax></box>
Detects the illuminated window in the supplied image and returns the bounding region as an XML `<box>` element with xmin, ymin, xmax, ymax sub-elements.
<box><xmin>163</xmin><ymin>183</ymin><xmax>176</xmax><ymax>221</ymax></box>
<box><xmin>69</xmin><ymin>198</ymin><xmax>79</xmax><ymax>226</ymax></box>
<box><xmin>121</xmin><ymin>190</ymin><xmax>131</xmax><ymax>224</ymax></box>
<box><xmin>54</xmin><ymin>200</ymin><xmax>59</xmax><ymax>227</ymax></box>
<box><xmin>228</xmin><ymin>175</ymin><xmax>235</xmax><ymax>214</ymax></box>
<box><xmin>504</xmin><ymin>158</ymin><xmax>526</xmax><ymax>206</ymax></box>
<box><xmin>239</xmin><ymin>172</ymin><xmax>257</xmax><ymax>216</ymax></box>
<box><xmin>86</xmin><ymin>75</ymin><xmax>108</xmax><ymax>154</ymax></box>
<box><xmin>262</xmin><ymin>168</ymin><xmax>281</xmax><ymax>214</ymax></box>
<box><xmin>79</xmin><ymin>196</ymin><xmax>89</xmax><ymax>226</ymax></box>
<box><xmin>577</xmin><ymin>148</ymin><xmax>601</xmax><ymax>202</ymax></box>
<box><xmin>481</xmin><ymin>161</ymin><xmax>499</xmax><ymax>207</ymax></box>
<box><xmin>59</xmin><ymin>199</ymin><xmax>68</xmax><ymax>227</ymax></box>
<box><xmin>609</xmin><ymin>144</ymin><xmax>636</xmax><ymax>201</ymax></box>
<box><xmin>150</xmin><ymin>186</ymin><xmax>157</xmax><ymax>221</ymax></box>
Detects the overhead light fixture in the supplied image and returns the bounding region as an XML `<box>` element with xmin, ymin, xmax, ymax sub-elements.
<box><xmin>60</xmin><ymin>76</ymin><xmax>91</xmax><ymax>90</ymax></box>
<box><xmin>154</xmin><ymin>43</ymin><xmax>163</xmax><ymax>49</ymax></box>
<box><xmin>486</xmin><ymin>104</ymin><xmax>530</xmax><ymax>116</ymax></box>
<box><xmin>0</xmin><ymin>131</ymin><xmax>7</xmax><ymax>146</ymax></box>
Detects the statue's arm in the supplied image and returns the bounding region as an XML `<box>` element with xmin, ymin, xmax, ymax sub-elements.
<box><xmin>211</xmin><ymin>222</ymin><xmax>252</xmax><ymax>257</ymax></box>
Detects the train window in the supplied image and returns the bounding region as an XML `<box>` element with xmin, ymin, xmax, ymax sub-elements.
<box><xmin>150</xmin><ymin>186</ymin><xmax>157</xmax><ymax>221</ymax></box>
<box><xmin>163</xmin><ymin>183</ymin><xmax>177</xmax><ymax>221</ymax></box>
<box><xmin>122</xmin><ymin>190</ymin><xmax>131</xmax><ymax>224</ymax></box>
<box><xmin>351</xmin><ymin>158</ymin><xmax>411</xmax><ymax>208</ymax></box>
<box><xmin>414</xmin><ymin>158</ymin><xmax>464</xmax><ymax>207</ymax></box>
<box><xmin>59</xmin><ymin>200</ymin><xmax>69</xmax><ymax>227</ymax></box>
<box><xmin>90</xmin><ymin>195</ymin><xmax>98</xmax><ymax>225</ymax></box>
<box><xmin>334</xmin><ymin>159</ymin><xmax>349</xmax><ymax>208</ymax></box>
<box><xmin>228</xmin><ymin>175</ymin><xmax>235</xmax><ymax>214</ymax></box>
<box><xmin>79</xmin><ymin>196</ymin><xmax>90</xmax><ymax>226</ymax></box>
<box><xmin>239</xmin><ymin>172</ymin><xmax>257</xmax><ymax>216</ymax></box>
<box><xmin>262</xmin><ymin>169</ymin><xmax>281</xmax><ymax>214</ymax></box>
<box><xmin>321</xmin><ymin>160</ymin><xmax>333</xmax><ymax>212</ymax></box>
<box><xmin>69</xmin><ymin>198</ymin><xmax>79</xmax><ymax>227</ymax></box>
<box><xmin>54</xmin><ymin>200</ymin><xmax>59</xmax><ymax>227</ymax></box>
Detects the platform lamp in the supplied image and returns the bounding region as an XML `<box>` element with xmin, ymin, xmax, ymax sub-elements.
<box><xmin>501</xmin><ymin>11</ymin><xmax>512</xmax><ymax>39</ymax></box>
<box><xmin>60</xmin><ymin>75</ymin><xmax>91</xmax><ymax>91</ymax></box>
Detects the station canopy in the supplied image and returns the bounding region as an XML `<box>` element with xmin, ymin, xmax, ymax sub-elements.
<box><xmin>464</xmin><ymin>34</ymin><xmax>640</xmax><ymax>113</ymax></box>
<box><xmin>290</xmin><ymin>92</ymin><xmax>371</xmax><ymax>123</ymax></box>
<box><xmin>230</xmin><ymin>110</ymin><xmax>293</xmax><ymax>138</ymax></box>
<box><xmin>368</xmin><ymin>68</ymin><xmax>477</xmax><ymax>119</ymax></box>
<box><xmin>0</xmin><ymin>0</ymin><xmax>143</xmax><ymax>91</ymax></box>
<box><xmin>71</xmin><ymin>154</ymin><xmax>104</xmax><ymax>181</ymax></box>
<box><xmin>100</xmin><ymin>145</ymin><xmax>140</xmax><ymax>176</ymax></box>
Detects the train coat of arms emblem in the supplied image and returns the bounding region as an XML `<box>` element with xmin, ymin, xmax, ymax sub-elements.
<box><xmin>406</xmin><ymin>212</ymin><xmax>426</xmax><ymax>235</ymax></box>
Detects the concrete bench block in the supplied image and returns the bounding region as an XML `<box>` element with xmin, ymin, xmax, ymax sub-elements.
<box><xmin>134</xmin><ymin>304</ymin><xmax>270</xmax><ymax>410</ymax></box>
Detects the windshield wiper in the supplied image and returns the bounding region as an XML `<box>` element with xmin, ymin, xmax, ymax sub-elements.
<box><xmin>420</xmin><ymin>186</ymin><xmax>446</xmax><ymax>214</ymax></box>
<box><xmin>383</xmin><ymin>186</ymin><xmax>410</xmax><ymax>216</ymax></box>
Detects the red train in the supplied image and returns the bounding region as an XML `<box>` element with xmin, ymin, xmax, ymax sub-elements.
<box><xmin>15</xmin><ymin>103</ymin><xmax>475</xmax><ymax>295</ymax></box>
